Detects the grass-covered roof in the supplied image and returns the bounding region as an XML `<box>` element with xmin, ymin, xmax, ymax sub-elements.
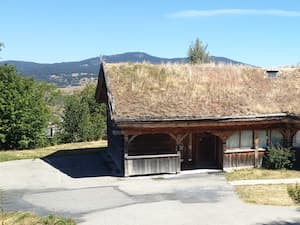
<box><xmin>102</xmin><ymin>63</ymin><xmax>300</xmax><ymax>120</ymax></box>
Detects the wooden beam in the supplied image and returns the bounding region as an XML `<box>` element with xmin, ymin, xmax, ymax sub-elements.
<box><xmin>168</xmin><ymin>133</ymin><xmax>189</xmax><ymax>145</ymax></box>
<box><xmin>168</xmin><ymin>133</ymin><xmax>179</xmax><ymax>144</ymax></box>
<box><xmin>119</xmin><ymin>122</ymin><xmax>287</xmax><ymax>136</ymax></box>
<box><xmin>112</xmin><ymin>130</ymin><xmax>123</xmax><ymax>135</ymax></box>
<box><xmin>178</xmin><ymin>133</ymin><xmax>189</xmax><ymax>144</ymax></box>
<box><xmin>116</xmin><ymin>118</ymin><xmax>296</xmax><ymax>129</ymax></box>
<box><xmin>128</xmin><ymin>135</ymin><xmax>138</xmax><ymax>144</ymax></box>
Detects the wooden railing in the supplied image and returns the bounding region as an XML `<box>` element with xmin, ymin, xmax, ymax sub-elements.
<box><xmin>124</xmin><ymin>153</ymin><xmax>180</xmax><ymax>176</ymax></box>
<box><xmin>223</xmin><ymin>148</ymin><xmax>266</xmax><ymax>169</ymax></box>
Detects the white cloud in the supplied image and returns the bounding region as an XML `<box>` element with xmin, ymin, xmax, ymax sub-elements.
<box><xmin>168</xmin><ymin>9</ymin><xmax>300</xmax><ymax>18</ymax></box>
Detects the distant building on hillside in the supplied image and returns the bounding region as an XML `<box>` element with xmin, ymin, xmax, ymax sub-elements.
<box><xmin>95</xmin><ymin>63</ymin><xmax>300</xmax><ymax>176</ymax></box>
<box><xmin>46</xmin><ymin>124</ymin><xmax>59</xmax><ymax>139</ymax></box>
<box><xmin>265</xmin><ymin>69</ymin><xmax>280</xmax><ymax>78</ymax></box>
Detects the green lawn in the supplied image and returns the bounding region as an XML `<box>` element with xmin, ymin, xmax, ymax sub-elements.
<box><xmin>235</xmin><ymin>184</ymin><xmax>298</xmax><ymax>206</ymax></box>
<box><xmin>225</xmin><ymin>168</ymin><xmax>300</xmax><ymax>181</ymax></box>
<box><xmin>0</xmin><ymin>212</ymin><xmax>76</xmax><ymax>225</ymax></box>
<box><xmin>227</xmin><ymin>168</ymin><xmax>300</xmax><ymax>206</ymax></box>
<box><xmin>0</xmin><ymin>140</ymin><xmax>107</xmax><ymax>163</ymax></box>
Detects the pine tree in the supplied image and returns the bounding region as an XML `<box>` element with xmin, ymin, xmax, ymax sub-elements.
<box><xmin>188</xmin><ymin>38</ymin><xmax>211</xmax><ymax>64</ymax></box>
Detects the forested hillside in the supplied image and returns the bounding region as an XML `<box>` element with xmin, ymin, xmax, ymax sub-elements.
<box><xmin>0</xmin><ymin>52</ymin><xmax>246</xmax><ymax>87</ymax></box>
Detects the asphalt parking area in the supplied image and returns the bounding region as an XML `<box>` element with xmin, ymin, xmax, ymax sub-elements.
<box><xmin>0</xmin><ymin>151</ymin><xmax>299</xmax><ymax>225</ymax></box>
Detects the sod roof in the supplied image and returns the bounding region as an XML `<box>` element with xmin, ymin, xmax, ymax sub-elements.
<box><xmin>102</xmin><ymin>63</ymin><xmax>300</xmax><ymax>120</ymax></box>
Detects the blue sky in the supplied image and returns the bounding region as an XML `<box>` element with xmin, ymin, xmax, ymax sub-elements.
<box><xmin>1</xmin><ymin>0</ymin><xmax>300</xmax><ymax>67</ymax></box>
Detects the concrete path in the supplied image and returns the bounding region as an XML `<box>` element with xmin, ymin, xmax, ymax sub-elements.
<box><xmin>0</xmin><ymin>155</ymin><xmax>300</xmax><ymax>225</ymax></box>
<box><xmin>230</xmin><ymin>178</ymin><xmax>300</xmax><ymax>186</ymax></box>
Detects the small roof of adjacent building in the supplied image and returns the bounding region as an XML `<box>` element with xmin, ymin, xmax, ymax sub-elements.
<box><xmin>96</xmin><ymin>63</ymin><xmax>300</xmax><ymax>121</ymax></box>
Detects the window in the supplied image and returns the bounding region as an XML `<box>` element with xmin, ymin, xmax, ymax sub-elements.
<box><xmin>226</xmin><ymin>133</ymin><xmax>240</xmax><ymax>149</ymax></box>
<box><xmin>241</xmin><ymin>130</ymin><xmax>253</xmax><ymax>148</ymax></box>
<box><xmin>293</xmin><ymin>131</ymin><xmax>300</xmax><ymax>147</ymax></box>
<box><xmin>258</xmin><ymin>130</ymin><xmax>283</xmax><ymax>147</ymax></box>
<box><xmin>226</xmin><ymin>130</ymin><xmax>253</xmax><ymax>149</ymax></box>
<box><xmin>257</xmin><ymin>130</ymin><xmax>267</xmax><ymax>148</ymax></box>
<box><xmin>226</xmin><ymin>129</ymin><xmax>283</xmax><ymax>149</ymax></box>
<box><xmin>270</xmin><ymin>130</ymin><xmax>283</xmax><ymax>146</ymax></box>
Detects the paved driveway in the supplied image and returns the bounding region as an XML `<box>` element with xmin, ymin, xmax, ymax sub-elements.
<box><xmin>0</xmin><ymin>151</ymin><xmax>299</xmax><ymax>225</ymax></box>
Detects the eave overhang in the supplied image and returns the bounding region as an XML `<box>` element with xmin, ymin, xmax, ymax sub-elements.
<box><xmin>114</xmin><ymin>113</ymin><xmax>300</xmax><ymax>129</ymax></box>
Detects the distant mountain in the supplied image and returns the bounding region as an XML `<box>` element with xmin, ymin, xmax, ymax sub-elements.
<box><xmin>0</xmin><ymin>52</ymin><xmax>247</xmax><ymax>87</ymax></box>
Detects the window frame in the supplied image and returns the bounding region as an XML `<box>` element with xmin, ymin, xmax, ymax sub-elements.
<box><xmin>226</xmin><ymin>130</ymin><xmax>254</xmax><ymax>149</ymax></box>
<box><xmin>226</xmin><ymin>129</ymin><xmax>284</xmax><ymax>150</ymax></box>
<box><xmin>293</xmin><ymin>131</ymin><xmax>300</xmax><ymax>148</ymax></box>
<box><xmin>268</xmin><ymin>130</ymin><xmax>284</xmax><ymax>147</ymax></box>
<box><xmin>257</xmin><ymin>130</ymin><xmax>267</xmax><ymax>149</ymax></box>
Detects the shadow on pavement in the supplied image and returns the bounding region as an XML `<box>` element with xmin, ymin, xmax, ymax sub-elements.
<box><xmin>42</xmin><ymin>147</ymin><xmax>121</xmax><ymax>178</ymax></box>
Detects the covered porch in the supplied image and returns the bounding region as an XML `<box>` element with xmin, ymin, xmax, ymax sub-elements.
<box><xmin>122</xmin><ymin>131</ymin><xmax>225</xmax><ymax>176</ymax></box>
<box><xmin>116</xmin><ymin>116</ymin><xmax>299</xmax><ymax>176</ymax></box>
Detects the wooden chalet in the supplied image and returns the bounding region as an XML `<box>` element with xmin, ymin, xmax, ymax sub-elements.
<box><xmin>95</xmin><ymin>62</ymin><xmax>300</xmax><ymax>176</ymax></box>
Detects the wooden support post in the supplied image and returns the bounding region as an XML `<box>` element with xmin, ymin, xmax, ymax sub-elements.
<box><xmin>285</xmin><ymin>129</ymin><xmax>294</xmax><ymax>148</ymax></box>
<box><xmin>279</xmin><ymin>129</ymin><xmax>291</xmax><ymax>148</ymax></box>
<box><xmin>290</xmin><ymin>129</ymin><xmax>299</xmax><ymax>148</ymax></box>
<box><xmin>188</xmin><ymin>133</ymin><xmax>192</xmax><ymax>162</ymax></box>
<box><xmin>124</xmin><ymin>135</ymin><xmax>129</xmax><ymax>157</ymax></box>
<box><xmin>222</xmin><ymin>140</ymin><xmax>227</xmax><ymax>169</ymax></box>
<box><xmin>124</xmin><ymin>135</ymin><xmax>129</xmax><ymax>176</ymax></box>
<box><xmin>212</xmin><ymin>133</ymin><xmax>228</xmax><ymax>169</ymax></box>
<box><xmin>168</xmin><ymin>133</ymin><xmax>189</xmax><ymax>173</ymax></box>
<box><xmin>254</xmin><ymin>131</ymin><xmax>259</xmax><ymax>167</ymax></box>
<box><xmin>176</xmin><ymin>146</ymin><xmax>181</xmax><ymax>173</ymax></box>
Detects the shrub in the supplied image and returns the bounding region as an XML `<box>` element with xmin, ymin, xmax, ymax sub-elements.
<box><xmin>263</xmin><ymin>145</ymin><xmax>295</xmax><ymax>169</ymax></box>
<box><xmin>287</xmin><ymin>183</ymin><xmax>300</xmax><ymax>203</ymax></box>
<box><xmin>47</xmin><ymin>133</ymin><xmax>61</xmax><ymax>146</ymax></box>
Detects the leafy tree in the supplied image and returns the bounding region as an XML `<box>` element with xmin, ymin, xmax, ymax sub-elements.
<box><xmin>79</xmin><ymin>84</ymin><xmax>106</xmax><ymax>140</ymax></box>
<box><xmin>0</xmin><ymin>42</ymin><xmax>4</xmax><ymax>59</ymax></box>
<box><xmin>188</xmin><ymin>38</ymin><xmax>211</xmax><ymax>64</ymax></box>
<box><xmin>61</xmin><ymin>95</ymin><xmax>90</xmax><ymax>142</ymax></box>
<box><xmin>37</xmin><ymin>82</ymin><xmax>65</xmax><ymax>125</ymax></box>
<box><xmin>61</xmin><ymin>84</ymin><xmax>106</xmax><ymax>143</ymax></box>
<box><xmin>0</xmin><ymin>65</ymin><xmax>49</xmax><ymax>149</ymax></box>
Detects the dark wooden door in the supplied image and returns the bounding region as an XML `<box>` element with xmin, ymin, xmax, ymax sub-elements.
<box><xmin>193</xmin><ymin>134</ymin><xmax>218</xmax><ymax>168</ymax></box>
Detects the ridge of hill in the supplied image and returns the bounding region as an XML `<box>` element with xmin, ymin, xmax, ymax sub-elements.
<box><xmin>0</xmin><ymin>52</ymin><xmax>248</xmax><ymax>87</ymax></box>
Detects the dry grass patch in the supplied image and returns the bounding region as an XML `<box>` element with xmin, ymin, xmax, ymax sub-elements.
<box><xmin>0</xmin><ymin>212</ymin><xmax>76</xmax><ymax>225</ymax></box>
<box><xmin>0</xmin><ymin>140</ymin><xmax>107</xmax><ymax>163</ymax></box>
<box><xmin>235</xmin><ymin>184</ymin><xmax>298</xmax><ymax>206</ymax></box>
<box><xmin>225</xmin><ymin>168</ymin><xmax>300</xmax><ymax>181</ymax></box>
<box><xmin>105</xmin><ymin>63</ymin><xmax>300</xmax><ymax>119</ymax></box>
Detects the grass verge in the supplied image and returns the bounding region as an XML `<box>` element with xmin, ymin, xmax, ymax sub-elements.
<box><xmin>0</xmin><ymin>140</ymin><xmax>107</xmax><ymax>163</ymax></box>
<box><xmin>0</xmin><ymin>212</ymin><xmax>76</xmax><ymax>225</ymax></box>
<box><xmin>225</xmin><ymin>168</ymin><xmax>300</xmax><ymax>181</ymax></box>
<box><xmin>235</xmin><ymin>184</ymin><xmax>299</xmax><ymax>206</ymax></box>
